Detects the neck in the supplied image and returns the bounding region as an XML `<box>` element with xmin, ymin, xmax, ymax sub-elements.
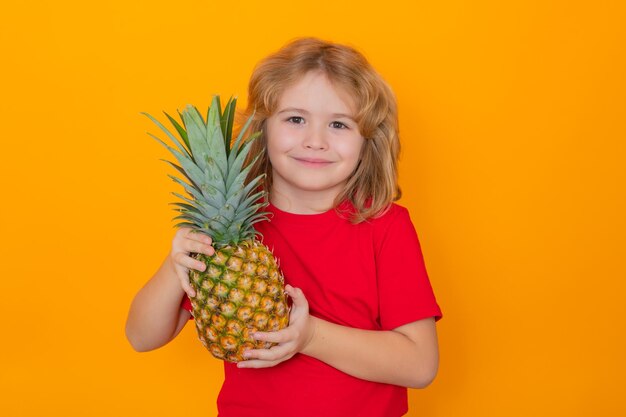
<box><xmin>269</xmin><ymin>186</ymin><xmax>341</xmax><ymax>215</ymax></box>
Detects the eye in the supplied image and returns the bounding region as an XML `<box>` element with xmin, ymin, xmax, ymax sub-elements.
<box><xmin>330</xmin><ymin>121</ymin><xmax>349</xmax><ymax>129</ymax></box>
<box><xmin>286</xmin><ymin>116</ymin><xmax>304</xmax><ymax>124</ymax></box>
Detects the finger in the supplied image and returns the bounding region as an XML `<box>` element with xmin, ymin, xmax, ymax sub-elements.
<box><xmin>174</xmin><ymin>227</ymin><xmax>193</xmax><ymax>244</ymax></box>
<box><xmin>252</xmin><ymin>330</ymin><xmax>289</xmax><ymax>344</ymax></box>
<box><xmin>172</xmin><ymin>253</ymin><xmax>203</xmax><ymax>297</ymax></box>
<box><xmin>184</xmin><ymin>239</ymin><xmax>215</xmax><ymax>256</ymax></box>
<box><xmin>285</xmin><ymin>285</ymin><xmax>304</xmax><ymax>300</ymax></box>
<box><xmin>173</xmin><ymin>252</ymin><xmax>206</xmax><ymax>272</ymax></box>
<box><xmin>181</xmin><ymin>278</ymin><xmax>196</xmax><ymax>298</ymax></box>
<box><xmin>237</xmin><ymin>358</ymin><xmax>281</xmax><ymax>369</ymax></box>
<box><xmin>174</xmin><ymin>267</ymin><xmax>196</xmax><ymax>298</ymax></box>
<box><xmin>242</xmin><ymin>344</ymin><xmax>292</xmax><ymax>363</ymax></box>
<box><xmin>285</xmin><ymin>286</ymin><xmax>308</xmax><ymax>313</ymax></box>
<box><xmin>176</xmin><ymin>227</ymin><xmax>192</xmax><ymax>236</ymax></box>
<box><xmin>186</xmin><ymin>229</ymin><xmax>213</xmax><ymax>246</ymax></box>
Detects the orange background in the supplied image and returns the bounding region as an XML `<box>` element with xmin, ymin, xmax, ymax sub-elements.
<box><xmin>1</xmin><ymin>1</ymin><xmax>625</xmax><ymax>416</ymax></box>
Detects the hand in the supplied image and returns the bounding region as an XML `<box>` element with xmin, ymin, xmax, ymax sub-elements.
<box><xmin>169</xmin><ymin>227</ymin><xmax>215</xmax><ymax>298</ymax></box>
<box><xmin>237</xmin><ymin>285</ymin><xmax>316</xmax><ymax>368</ymax></box>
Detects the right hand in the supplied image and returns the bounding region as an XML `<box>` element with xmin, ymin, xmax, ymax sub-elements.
<box><xmin>169</xmin><ymin>227</ymin><xmax>215</xmax><ymax>298</ymax></box>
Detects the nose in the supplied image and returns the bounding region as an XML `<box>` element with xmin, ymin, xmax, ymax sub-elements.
<box><xmin>302</xmin><ymin>125</ymin><xmax>328</xmax><ymax>150</ymax></box>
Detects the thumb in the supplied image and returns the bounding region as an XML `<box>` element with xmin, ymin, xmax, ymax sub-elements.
<box><xmin>285</xmin><ymin>284</ymin><xmax>307</xmax><ymax>308</ymax></box>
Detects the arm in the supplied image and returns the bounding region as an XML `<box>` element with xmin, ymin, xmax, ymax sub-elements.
<box><xmin>125</xmin><ymin>228</ymin><xmax>214</xmax><ymax>352</ymax></box>
<box><xmin>125</xmin><ymin>256</ymin><xmax>191</xmax><ymax>352</ymax></box>
<box><xmin>304</xmin><ymin>316</ymin><xmax>438</xmax><ymax>388</ymax></box>
<box><xmin>238</xmin><ymin>286</ymin><xmax>440</xmax><ymax>389</ymax></box>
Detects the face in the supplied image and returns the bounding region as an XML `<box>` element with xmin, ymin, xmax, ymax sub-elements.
<box><xmin>264</xmin><ymin>71</ymin><xmax>365</xmax><ymax>208</ymax></box>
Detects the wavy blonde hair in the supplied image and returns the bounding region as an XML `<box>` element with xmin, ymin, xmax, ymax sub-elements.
<box><xmin>235</xmin><ymin>37</ymin><xmax>401</xmax><ymax>222</ymax></box>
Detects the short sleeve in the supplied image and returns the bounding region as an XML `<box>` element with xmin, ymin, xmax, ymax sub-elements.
<box><xmin>375</xmin><ymin>206</ymin><xmax>442</xmax><ymax>330</ymax></box>
<box><xmin>181</xmin><ymin>294</ymin><xmax>194</xmax><ymax>320</ymax></box>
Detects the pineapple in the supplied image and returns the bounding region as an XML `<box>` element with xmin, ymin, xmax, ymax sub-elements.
<box><xmin>142</xmin><ymin>96</ymin><xmax>289</xmax><ymax>362</ymax></box>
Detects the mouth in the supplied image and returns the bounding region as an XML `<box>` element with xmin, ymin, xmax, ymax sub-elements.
<box><xmin>292</xmin><ymin>157</ymin><xmax>334</xmax><ymax>166</ymax></box>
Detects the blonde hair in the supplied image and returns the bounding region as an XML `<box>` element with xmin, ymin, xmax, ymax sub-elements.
<box><xmin>236</xmin><ymin>37</ymin><xmax>401</xmax><ymax>222</ymax></box>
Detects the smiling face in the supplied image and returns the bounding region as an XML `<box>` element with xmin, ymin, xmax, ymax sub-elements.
<box><xmin>264</xmin><ymin>70</ymin><xmax>365</xmax><ymax>213</ymax></box>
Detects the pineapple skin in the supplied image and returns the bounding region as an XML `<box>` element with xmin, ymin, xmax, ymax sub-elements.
<box><xmin>189</xmin><ymin>239</ymin><xmax>290</xmax><ymax>363</ymax></box>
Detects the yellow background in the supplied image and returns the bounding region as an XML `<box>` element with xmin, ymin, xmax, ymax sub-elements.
<box><xmin>1</xmin><ymin>0</ymin><xmax>624</xmax><ymax>415</ymax></box>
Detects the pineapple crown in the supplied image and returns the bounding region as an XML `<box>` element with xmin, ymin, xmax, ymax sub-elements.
<box><xmin>142</xmin><ymin>95</ymin><xmax>269</xmax><ymax>246</ymax></box>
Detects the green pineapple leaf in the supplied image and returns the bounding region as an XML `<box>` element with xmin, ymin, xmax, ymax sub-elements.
<box><xmin>171</xmin><ymin>192</ymin><xmax>220</xmax><ymax>218</ymax></box>
<box><xmin>145</xmin><ymin>95</ymin><xmax>270</xmax><ymax>245</ymax></box>
<box><xmin>227</xmin><ymin>109</ymin><xmax>257</xmax><ymax>171</ymax></box>
<box><xmin>205</xmin><ymin>97</ymin><xmax>228</xmax><ymax>177</ymax></box>
<box><xmin>168</xmin><ymin>202</ymin><xmax>203</xmax><ymax>216</ymax></box>
<box><xmin>143</xmin><ymin>114</ymin><xmax>191</xmax><ymax>159</ymax></box>
<box><xmin>172</xmin><ymin>222</ymin><xmax>196</xmax><ymax>229</ymax></box>
<box><xmin>225</xmin><ymin>132</ymin><xmax>261</xmax><ymax>192</ymax></box>
<box><xmin>152</xmin><ymin>137</ymin><xmax>205</xmax><ymax>191</ymax></box>
<box><xmin>170</xmin><ymin>202</ymin><xmax>218</xmax><ymax>221</ymax></box>
<box><xmin>167</xmin><ymin>175</ymin><xmax>206</xmax><ymax>202</ymax></box>
<box><xmin>163</xmin><ymin>111</ymin><xmax>190</xmax><ymax>154</ymax></box>
<box><xmin>160</xmin><ymin>159</ymin><xmax>201</xmax><ymax>191</ymax></box>
<box><xmin>180</xmin><ymin>105</ymin><xmax>211</xmax><ymax>172</ymax></box>
<box><xmin>221</xmin><ymin>96</ymin><xmax>237</xmax><ymax>156</ymax></box>
<box><xmin>175</xmin><ymin>109</ymin><xmax>190</xmax><ymax>150</ymax></box>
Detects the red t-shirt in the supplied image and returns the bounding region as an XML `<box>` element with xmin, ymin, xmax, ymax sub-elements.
<box><xmin>182</xmin><ymin>202</ymin><xmax>442</xmax><ymax>417</ymax></box>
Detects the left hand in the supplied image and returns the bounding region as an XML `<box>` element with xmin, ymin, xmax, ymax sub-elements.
<box><xmin>237</xmin><ymin>285</ymin><xmax>316</xmax><ymax>368</ymax></box>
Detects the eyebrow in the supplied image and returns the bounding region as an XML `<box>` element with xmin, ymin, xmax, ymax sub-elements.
<box><xmin>277</xmin><ymin>107</ymin><xmax>355</xmax><ymax>120</ymax></box>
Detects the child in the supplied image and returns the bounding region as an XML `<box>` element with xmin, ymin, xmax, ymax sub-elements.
<box><xmin>126</xmin><ymin>37</ymin><xmax>442</xmax><ymax>417</ymax></box>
